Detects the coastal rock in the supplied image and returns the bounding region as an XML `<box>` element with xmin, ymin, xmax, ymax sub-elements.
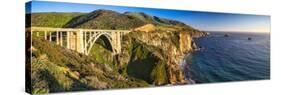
<box><xmin>179</xmin><ymin>32</ymin><xmax>193</xmax><ymax>53</ymax></box>
<box><xmin>248</xmin><ymin>37</ymin><xmax>252</xmax><ymax>40</ymax></box>
<box><xmin>224</xmin><ymin>34</ymin><xmax>229</xmax><ymax>37</ymax></box>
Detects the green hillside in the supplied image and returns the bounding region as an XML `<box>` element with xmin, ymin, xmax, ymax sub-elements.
<box><xmin>124</xmin><ymin>12</ymin><xmax>155</xmax><ymax>24</ymax></box>
<box><xmin>64</xmin><ymin>10</ymin><xmax>147</xmax><ymax>30</ymax></box>
<box><xmin>26</xmin><ymin>12</ymin><xmax>84</xmax><ymax>28</ymax></box>
<box><xmin>29</xmin><ymin>37</ymin><xmax>149</xmax><ymax>94</ymax></box>
<box><xmin>124</xmin><ymin>12</ymin><xmax>187</xmax><ymax>26</ymax></box>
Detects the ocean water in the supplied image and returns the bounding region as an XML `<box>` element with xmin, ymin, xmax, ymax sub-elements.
<box><xmin>184</xmin><ymin>32</ymin><xmax>270</xmax><ymax>83</ymax></box>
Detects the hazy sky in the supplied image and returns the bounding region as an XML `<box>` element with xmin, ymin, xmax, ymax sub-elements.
<box><xmin>27</xmin><ymin>1</ymin><xmax>270</xmax><ymax>33</ymax></box>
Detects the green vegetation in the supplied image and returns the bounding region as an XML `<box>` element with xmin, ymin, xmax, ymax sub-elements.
<box><xmin>30</xmin><ymin>37</ymin><xmax>149</xmax><ymax>94</ymax></box>
<box><xmin>27</xmin><ymin>12</ymin><xmax>84</xmax><ymax>28</ymax></box>
<box><xmin>127</xmin><ymin>40</ymin><xmax>159</xmax><ymax>83</ymax></box>
<box><xmin>125</xmin><ymin>12</ymin><xmax>187</xmax><ymax>27</ymax></box>
<box><xmin>64</xmin><ymin>10</ymin><xmax>146</xmax><ymax>30</ymax></box>
<box><xmin>151</xmin><ymin>61</ymin><xmax>168</xmax><ymax>85</ymax></box>
<box><xmin>89</xmin><ymin>35</ymin><xmax>113</xmax><ymax>65</ymax></box>
<box><xmin>118</xmin><ymin>32</ymin><xmax>171</xmax><ymax>85</ymax></box>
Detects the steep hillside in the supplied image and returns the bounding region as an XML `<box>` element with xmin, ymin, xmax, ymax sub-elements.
<box><xmin>124</xmin><ymin>12</ymin><xmax>187</xmax><ymax>26</ymax></box>
<box><xmin>117</xmin><ymin>30</ymin><xmax>195</xmax><ymax>85</ymax></box>
<box><xmin>26</xmin><ymin>12</ymin><xmax>84</xmax><ymax>28</ymax></box>
<box><xmin>28</xmin><ymin>37</ymin><xmax>149</xmax><ymax>94</ymax></box>
<box><xmin>64</xmin><ymin>10</ymin><xmax>146</xmax><ymax>29</ymax></box>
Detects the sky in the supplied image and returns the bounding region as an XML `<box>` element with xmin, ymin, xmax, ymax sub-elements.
<box><xmin>26</xmin><ymin>1</ymin><xmax>271</xmax><ymax>33</ymax></box>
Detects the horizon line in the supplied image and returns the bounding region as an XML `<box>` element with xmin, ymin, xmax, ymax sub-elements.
<box><xmin>204</xmin><ymin>30</ymin><xmax>270</xmax><ymax>33</ymax></box>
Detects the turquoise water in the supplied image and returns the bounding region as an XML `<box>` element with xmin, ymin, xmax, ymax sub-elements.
<box><xmin>184</xmin><ymin>32</ymin><xmax>270</xmax><ymax>83</ymax></box>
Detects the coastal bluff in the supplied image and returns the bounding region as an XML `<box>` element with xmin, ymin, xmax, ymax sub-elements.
<box><xmin>119</xmin><ymin>28</ymin><xmax>200</xmax><ymax>85</ymax></box>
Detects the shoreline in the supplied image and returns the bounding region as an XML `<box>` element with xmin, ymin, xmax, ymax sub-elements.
<box><xmin>180</xmin><ymin>33</ymin><xmax>210</xmax><ymax>84</ymax></box>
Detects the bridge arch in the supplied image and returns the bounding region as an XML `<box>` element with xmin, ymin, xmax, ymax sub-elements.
<box><xmin>85</xmin><ymin>32</ymin><xmax>115</xmax><ymax>55</ymax></box>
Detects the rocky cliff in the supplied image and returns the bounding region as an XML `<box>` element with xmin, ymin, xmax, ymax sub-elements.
<box><xmin>117</xmin><ymin>26</ymin><xmax>195</xmax><ymax>85</ymax></box>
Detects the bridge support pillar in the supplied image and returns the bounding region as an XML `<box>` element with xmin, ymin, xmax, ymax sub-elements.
<box><xmin>83</xmin><ymin>32</ymin><xmax>87</xmax><ymax>54</ymax></box>
<box><xmin>76</xmin><ymin>30</ymin><xmax>85</xmax><ymax>53</ymax></box>
<box><xmin>66</xmin><ymin>32</ymin><xmax>70</xmax><ymax>49</ymax></box>
<box><xmin>49</xmin><ymin>32</ymin><xmax>52</xmax><ymax>41</ymax></box>
<box><xmin>60</xmin><ymin>32</ymin><xmax>63</xmax><ymax>46</ymax></box>
<box><xmin>56</xmin><ymin>31</ymin><xmax>59</xmax><ymax>45</ymax></box>
<box><xmin>69</xmin><ymin>32</ymin><xmax>76</xmax><ymax>50</ymax></box>
<box><xmin>44</xmin><ymin>31</ymin><xmax>47</xmax><ymax>40</ymax></box>
<box><xmin>113</xmin><ymin>32</ymin><xmax>122</xmax><ymax>55</ymax></box>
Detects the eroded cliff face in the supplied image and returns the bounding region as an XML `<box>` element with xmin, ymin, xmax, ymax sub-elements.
<box><xmin>179</xmin><ymin>32</ymin><xmax>193</xmax><ymax>53</ymax></box>
<box><xmin>133</xmin><ymin>24</ymin><xmax>156</xmax><ymax>32</ymax></box>
<box><xmin>118</xmin><ymin>30</ymin><xmax>194</xmax><ymax>85</ymax></box>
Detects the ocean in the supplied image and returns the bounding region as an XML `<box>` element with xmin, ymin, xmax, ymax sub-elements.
<box><xmin>184</xmin><ymin>32</ymin><xmax>270</xmax><ymax>83</ymax></box>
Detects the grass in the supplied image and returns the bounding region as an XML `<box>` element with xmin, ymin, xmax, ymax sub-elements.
<box><xmin>28</xmin><ymin>12</ymin><xmax>84</xmax><ymax>28</ymax></box>
<box><xmin>151</xmin><ymin>60</ymin><xmax>168</xmax><ymax>85</ymax></box>
<box><xmin>29</xmin><ymin>37</ymin><xmax>149</xmax><ymax>94</ymax></box>
<box><xmin>122</xmin><ymin>33</ymin><xmax>169</xmax><ymax>84</ymax></box>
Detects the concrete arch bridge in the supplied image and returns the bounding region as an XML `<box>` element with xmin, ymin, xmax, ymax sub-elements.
<box><xmin>26</xmin><ymin>27</ymin><xmax>131</xmax><ymax>55</ymax></box>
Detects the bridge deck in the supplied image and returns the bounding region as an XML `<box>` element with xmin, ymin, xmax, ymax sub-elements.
<box><xmin>26</xmin><ymin>27</ymin><xmax>131</xmax><ymax>32</ymax></box>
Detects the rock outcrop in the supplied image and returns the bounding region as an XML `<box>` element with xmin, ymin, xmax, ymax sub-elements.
<box><xmin>179</xmin><ymin>32</ymin><xmax>193</xmax><ymax>53</ymax></box>
<box><xmin>133</xmin><ymin>24</ymin><xmax>156</xmax><ymax>32</ymax></box>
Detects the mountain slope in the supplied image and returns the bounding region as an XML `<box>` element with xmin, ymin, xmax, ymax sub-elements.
<box><xmin>124</xmin><ymin>12</ymin><xmax>208</xmax><ymax>37</ymax></box>
<box><xmin>124</xmin><ymin>12</ymin><xmax>155</xmax><ymax>24</ymax></box>
<box><xmin>26</xmin><ymin>12</ymin><xmax>84</xmax><ymax>28</ymax></box>
<box><xmin>124</xmin><ymin>12</ymin><xmax>193</xmax><ymax>28</ymax></box>
<box><xmin>124</xmin><ymin>12</ymin><xmax>186</xmax><ymax>26</ymax></box>
<box><xmin>64</xmin><ymin>10</ymin><xmax>147</xmax><ymax>30</ymax></box>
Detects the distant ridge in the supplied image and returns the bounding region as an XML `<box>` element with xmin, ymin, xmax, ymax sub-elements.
<box><xmin>124</xmin><ymin>12</ymin><xmax>187</xmax><ymax>26</ymax></box>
